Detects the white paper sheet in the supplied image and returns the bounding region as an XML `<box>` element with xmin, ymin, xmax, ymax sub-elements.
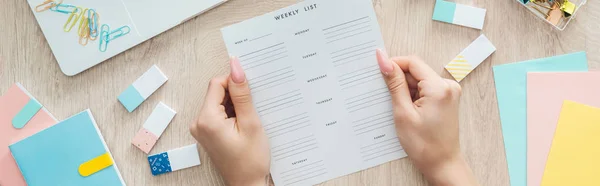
<box><xmin>221</xmin><ymin>0</ymin><xmax>407</xmax><ymax>185</ymax></box>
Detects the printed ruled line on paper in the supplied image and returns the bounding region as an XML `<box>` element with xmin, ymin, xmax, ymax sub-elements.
<box><xmin>239</xmin><ymin>42</ymin><xmax>285</xmax><ymax>58</ymax></box>
<box><xmin>361</xmin><ymin>138</ymin><xmax>398</xmax><ymax>150</ymax></box>
<box><xmin>281</xmin><ymin>160</ymin><xmax>323</xmax><ymax>175</ymax></box>
<box><xmin>323</xmin><ymin>16</ymin><xmax>369</xmax><ymax>31</ymax></box>
<box><xmin>281</xmin><ymin>163</ymin><xmax>325</xmax><ymax>179</ymax></box>
<box><xmin>264</xmin><ymin>112</ymin><xmax>309</xmax><ymax>129</ymax></box>
<box><xmin>352</xmin><ymin>112</ymin><xmax>393</xmax><ymax>128</ymax></box>
<box><xmin>324</xmin><ymin>20</ymin><xmax>371</xmax><ymax>36</ymax></box>
<box><xmin>265</xmin><ymin>116</ymin><xmax>310</xmax><ymax>135</ymax></box>
<box><xmin>269</xmin><ymin>121</ymin><xmax>311</xmax><ymax>139</ymax></box>
<box><xmin>348</xmin><ymin>98</ymin><xmax>391</xmax><ymax>113</ymax></box>
<box><xmin>331</xmin><ymin>40</ymin><xmax>375</xmax><ymax>55</ymax></box>
<box><xmin>326</xmin><ymin>29</ymin><xmax>372</xmax><ymax>44</ymax></box>
<box><xmin>365</xmin><ymin>146</ymin><xmax>404</xmax><ymax>161</ymax></box>
<box><xmin>345</xmin><ymin>86</ymin><xmax>387</xmax><ymax>102</ymax></box>
<box><xmin>240</xmin><ymin>46</ymin><xmax>285</xmax><ymax>63</ymax></box>
<box><xmin>339</xmin><ymin>69</ymin><xmax>380</xmax><ymax>84</ymax></box>
<box><xmin>346</xmin><ymin>88</ymin><xmax>388</xmax><ymax>106</ymax></box>
<box><xmin>284</xmin><ymin>171</ymin><xmax>327</xmax><ymax>186</ymax></box>
<box><xmin>355</xmin><ymin>120</ymin><xmax>394</xmax><ymax>135</ymax></box>
<box><xmin>250</xmin><ymin>33</ymin><xmax>273</xmax><ymax>41</ymax></box>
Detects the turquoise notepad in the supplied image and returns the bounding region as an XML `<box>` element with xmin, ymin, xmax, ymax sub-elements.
<box><xmin>9</xmin><ymin>110</ymin><xmax>125</xmax><ymax>186</ymax></box>
<box><xmin>493</xmin><ymin>52</ymin><xmax>588</xmax><ymax>186</ymax></box>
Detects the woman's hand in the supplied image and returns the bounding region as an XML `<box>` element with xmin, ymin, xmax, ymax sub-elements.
<box><xmin>190</xmin><ymin>57</ymin><xmax>271</xmax><ymax>186</ymax></box>
<box><xmin>376</xmin><ymin>49</ymin><xmax>478</xmax><ymax>186</ymax></box>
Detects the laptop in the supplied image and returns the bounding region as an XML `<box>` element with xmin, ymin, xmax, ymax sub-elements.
<box><xmin>26</xmin><ymin>0</ymin><xmax>228</xmax><ymax>76</ymax></box>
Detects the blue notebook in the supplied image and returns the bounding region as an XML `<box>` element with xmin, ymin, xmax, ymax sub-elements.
<box><xmin>9</xmin><ymin>110</ymin><xmax>125</xmax><ymax>186</ymax></box>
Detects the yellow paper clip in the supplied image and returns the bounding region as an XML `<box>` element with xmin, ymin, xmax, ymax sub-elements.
<box><xmin>35</xmin><ymin>0</ymin><xmax>62</xmax><ymax>12</ymax></box>
<box><xmin>77</xmin><ymin>8</ymin><xmax>89</xmax><ymax>37</ymax></box>
<box><xmin>79</xmin><ymin>19</ymin><xmax>90</xmax><ymax>46</ymax></box>
<box><xmin>63</xmin><ymin>7</ymin><xmax>82</xmax><ymax>32</ymax></box>
<box><xmin>78</xmin><ymin>152</ymin><xmax>114</xmax><ymax>177</ymax></box>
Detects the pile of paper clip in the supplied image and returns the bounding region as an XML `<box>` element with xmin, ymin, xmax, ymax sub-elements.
<box><xmin>35</xmin><ymin>0</ymin><xmax>130</xmax><ymax>52</ymax></box>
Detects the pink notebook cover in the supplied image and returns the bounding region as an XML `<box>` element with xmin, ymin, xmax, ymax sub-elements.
<box><xmin>527</xmin><ymin>72</ymin><xmax>600</xmax><ymax>186</ymax></box>
<box><xmin>0</xmin><ymin>83</ymin><xmax>57</xmax><ymax>186</ymax></box>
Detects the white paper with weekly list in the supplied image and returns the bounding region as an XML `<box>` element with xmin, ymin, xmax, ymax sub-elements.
<box><xmin>221</xmin><ymin>0</ymin><xmax>407</xmax><ymax>185</ymax></box>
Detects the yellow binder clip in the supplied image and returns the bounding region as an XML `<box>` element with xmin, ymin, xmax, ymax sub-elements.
<box><xmin>63</xmin><ymin>7</ymin><xmax>83</xmax><ymax>32</ymax></box>
<box><xmin>560</xmin><ymin>0</ymin><xmax>576</xmax><ymax>17</ymax></box>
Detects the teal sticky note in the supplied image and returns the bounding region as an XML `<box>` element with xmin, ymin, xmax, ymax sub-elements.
<box><xmin>118</xmin><ymin>85</ymin><xmax>144</xmax><ymax>112</ymax></box>
<box><xmin>12</xmin><ymin>99</ymin><xmax>42</xmax><ymax>129</ymax></box>
<box><xmin>9</xmin><ymin>110</ymin><xmax>125</xmax><ymax>186</ymax></box>
<box><xmin>432</xmin><ymin>0</ymin><xmax>456</xmax><ymax>23</ymax></box>
<box><xmin>493</xmin><ymin>52</ymin><xmax>588</xmax><ymax>186</ymax></box>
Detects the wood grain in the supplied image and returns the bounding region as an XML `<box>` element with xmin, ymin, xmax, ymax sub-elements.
<box><xmin>1</xmin><ymin>0</ymin><xmax>599</xmax><ymax>185</ymax></box>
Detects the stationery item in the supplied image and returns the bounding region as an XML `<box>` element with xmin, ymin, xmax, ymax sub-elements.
<box><xmin>560</xmin><ymin>0</ymin><xmax>576</xmax><ymax>17</ymax></box>
<box><xmin>0</xmin><ymin>83</ymin><xmax>57</xmax><ymax>186</ymax></box>
<box><xmin>147</xmin><ymin>144</ymin><xmax>201</xmax><ymax>176</ymax></box>
<box><xmin>541</xmin><ymin>101</ymin><xmax>600</xmax><ymax>186</ymax></box>
<box><xmin>118</xmin><ymin>65</ymin><xmax>168</xmax><ymax>112</ymax></box>
<box><xmin>493</xmin><ymin>52</ymin><xmax>588</xmax><ymax>186</ymax></box>
<box><xmin>527</xmin><ymin>71</ymin><xmax>600</xmax><ymax>186</ymax></box>
<box><xmin>432</xmin><ymin>0</ymin><xmax>486</xmax><ymax>29</ymax></box>
<box><xmin>99</xmin><ymin>25</ymin><xmax>132</xmax><ymax>52</ymax></box>
<box><xmin>35</xmin><ymin>0</ymin><xmax>61</xmax><ymax>12</ymax></box>
<box><xmin>221</xmin><ymin>0</ymin><xmax>407</xmax><ymax>185</ymax></box>
<box><xmin>132</xmin><ymin>102</ymin><xmax>177</xmax><ymax>154</ymax></box>
<box><xmin>9</xmin><ymin>110</ymin><xmax>125</xmax><ymax>186</ymax></box>
<box><xmin>27</xmin><ymin>0</ymin><xmax>228</xmax><ymax>76</ymax></box>
<box><xmin>445</xmin><ymin>34</ymin><xmax>495</xmax><ymax>82</ymax></box>
<box><xmin>516</xmin><ymin>0</ymin><xmax>586</xmax><ymax>30</ymax></box>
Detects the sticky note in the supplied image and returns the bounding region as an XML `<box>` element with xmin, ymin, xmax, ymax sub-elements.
<box><xmin>132</xmin><ymin>102</ymin><xmax>177</xmax><ymax>154</ymax></box>
<box><xmin>148</xmin><ymin>144</ymin><xmax>200</xmax><ymax>176</ymax></box>
<box><xmin>118</xmin><ymin>65</ymin><xmax>168</xmax><ymax>112</ymax></box>
<box><xmin>9</xmin><ymin>110</ymin><xmax>125</xmax><ymax>186</ymax></box>
<box><xmin>12</xmin><ymin>99</ymin><xmax>42</xmax><ymax>129</ymax></box>
<box><xmin>78</xmin><ymin>152</ymin><xmax>114</xmax><ymax>177</ymax></box>
<box><xmin>527</xmin><ymin>72</ymin><xmax>600</xmax><ymax>186</ymax></box>
<box><xmin>445</xmin><ymin>34</ymin><xmax>496</xmax><ymax>82</ymax></box>
<box><xmin>0</xmin><ymin>83</ymin><xmax>57</xmax><ymax>186</ymax></box>
<box><xmin>432</xmin><ymin>0</ymin><xmax>486</xmax><ymax>29</ymax></box>
<box><xmin>493</xmin><ymin>52</ymin><xmax>588</xmax><ymax>186</ymax></box>
<box><xmin>541</xmin><ymin>101</ymin><xmax>600</xmax><ymax>186</ymax></box>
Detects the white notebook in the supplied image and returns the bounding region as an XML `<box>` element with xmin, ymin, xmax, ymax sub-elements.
<box><xmin>221</xmin><ymin>0</ymin><xmax>407</xmax><ymax>185</ymax></box>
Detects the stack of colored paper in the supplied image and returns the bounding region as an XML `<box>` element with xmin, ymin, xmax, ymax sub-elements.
<box><xmin>494</xmin><ymin>51</ymin><xmax>600</xmax><ymax>186</ymax></box>
<box><xmin>0</xmin><ymin>83</ymin><xmax>125</xmax><ymax>186</ymax></box>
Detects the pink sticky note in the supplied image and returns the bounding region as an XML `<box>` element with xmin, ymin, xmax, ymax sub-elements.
<box><xmin>527</xmin><ymin>72</ymin><xmax>600</xmax><ymax>186</ymax></box>
<box><xmin>0</xmin><ymin>83</ymin><xmax>57</xmax><ymax>186</ymax></box>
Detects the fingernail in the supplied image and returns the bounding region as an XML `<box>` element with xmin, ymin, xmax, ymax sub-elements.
<box><xmin>230</xmin><ymin>56</ymin><xmax>246</xmax><ymax>84</ymax></box>
<box><xmin>376</xmin><ymin>49</ymin><xmax>393</xmax><ymax>75</ymax></box>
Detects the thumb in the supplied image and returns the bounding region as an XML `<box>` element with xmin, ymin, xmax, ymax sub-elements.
<box><xmin>376</xmin><ymin>49</ymin><xmax>414</xmax><ymax>113</ymax></box>
<box><xmin>228</xmin><ymin>57</ymin><xmax>260</xmax><ymax>128</ymax></box>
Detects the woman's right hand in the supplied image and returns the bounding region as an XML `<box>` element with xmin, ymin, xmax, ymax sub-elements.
<box><xmin>376</xmin><ymin>49</ymin><xmax>479</xmax><ymax>186</ymax></box>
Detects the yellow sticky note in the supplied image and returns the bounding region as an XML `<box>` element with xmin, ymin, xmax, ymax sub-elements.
<box><xmin>541</xmin><ymin>101</ymin><xmax>600</xmax><ymax>186</ymax></box>
<box><xmin>78</xmin><ymin>152</ymin><xmax>114</xmax><ymax>177</ymax></box>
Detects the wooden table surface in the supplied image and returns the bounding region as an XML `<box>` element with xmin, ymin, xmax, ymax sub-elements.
<box><xmin>1</xmin><ymin>0</ymin><xmax>599</xmax><ymax>185</ymax></box>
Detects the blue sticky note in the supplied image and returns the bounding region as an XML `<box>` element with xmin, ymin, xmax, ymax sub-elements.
<box><xmin>432</xmin><ymin>0</ymin><xmax>456</xmax><ymax>23</ymax></box>
<box><xmin>493</xmin><ymin>52</ymin><xmax>588</xmax><ymax>186</ymax></box>
<box><xmin>118</xmin><ymin>85</ymin><xmax>144</xmax><ymax>112</ymax></box>
<box><xmin>9</xmin><ymin>110</ymin><xmax>125</xmax><ymax>186</ymax></box>
<box><xmin>148</xmin><ymin>152</ymin><xmax>172</xmax><ymax>176</ymax></box>
<box><xmin>12</xmin><ymin>99</ymin><xmax>42</xmax><ymax>129</ymax></box>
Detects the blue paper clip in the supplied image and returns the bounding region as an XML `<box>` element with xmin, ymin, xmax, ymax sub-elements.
<box><xmin>88</xmin><ymin>9</ymin><xmax>99</xmax><ymax>38</ymax></box>
<box><xmin>99</xmin><ymin>24</ymin><xmax>110</xmax><ymax>52</ymax></box>
<box><xmin>49</xmin><ymin>3</ymin><xmax>76</xmax><ymax>14</ymax></box>
<box><xmin>107</xmin><ymin>26</ymin><xmax>131</xmax><ymax>41</ymax></box>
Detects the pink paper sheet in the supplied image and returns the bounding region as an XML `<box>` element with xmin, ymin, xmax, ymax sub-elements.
<box><xmin>527</xmin><ymin>72</ymin><xmax>600</xmax><ymax>186</ymax></box>
<box><xmin>0</xmin><ymin>83</ymin><xmax>57</xmax><ymax>186</ymax></box>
